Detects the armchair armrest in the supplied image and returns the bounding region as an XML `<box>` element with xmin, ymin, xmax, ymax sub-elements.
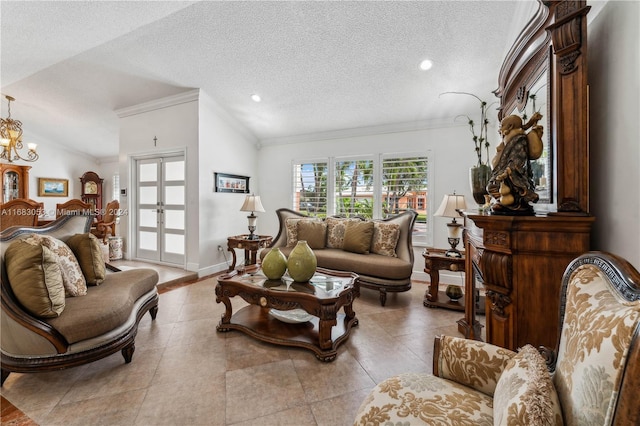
<box><xmin>95</xmin><ymin>221</ymin><xmax>115</xmax><ymax>233</ymax></box>
<box><xmin>433</xmin><ymin>335</ymin><xmax>516</xmax><ymax>397</ymax></box>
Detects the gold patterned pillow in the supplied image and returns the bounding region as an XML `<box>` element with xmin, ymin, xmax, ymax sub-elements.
<box><xmin>284</xmin><ymin>217</ymin><xmax>319</xmax><ymax>247</ymax></box>
<box><xmin>325</xmin><ymin>217</ymin><xmax>361</xmax><ymax>249</ymax></box>
<box><xmin>493</xmin><ymin>344</ymin><xmax>563</xmax><ymax>426</ymax></box>
<box><xmin>4</xmin><ymin>240</ymin><xmax>65</xmax><ymax>318</ymax></box>
<box><xmin>24</xmin><ymin>234</ymin><xmax>87</xmax><ymax>297</ymax></box>
<box><xmin>370</xmin><ymin>221</ymin><xmax>400</xmax><ymax>257</ymax></box>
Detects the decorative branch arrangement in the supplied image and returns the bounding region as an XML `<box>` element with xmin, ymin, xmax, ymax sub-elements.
<box><xmin>440</xmin><ymin>92</ymin><xmax>496</xmax><ymax>167</ymax></box>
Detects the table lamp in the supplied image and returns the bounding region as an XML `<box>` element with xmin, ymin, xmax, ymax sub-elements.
<box><xmin>240</xmin><ymin>194</ymin><xmax>265</xmax><ymax>240</ymax></box>
<box><xmin>434</xmin><ymin>191</ymin><xmax>467</xmax><ymax>258</ymax></box>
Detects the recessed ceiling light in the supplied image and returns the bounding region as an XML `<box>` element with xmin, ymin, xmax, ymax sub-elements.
<box><xmin>419</xmin><ymin>59</ymin><xmax>433</xmax><ymax>71</ymax></box>
<box><xmin>250</xmin><ymin>94</ymin><xmax>261</xmax><ymax>102</ymax></box>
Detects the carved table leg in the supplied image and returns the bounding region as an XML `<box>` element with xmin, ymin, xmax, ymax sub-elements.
<box><xmin>227</xmin><ymin>246</ymin><xmax>237</xmax><ymax>271</ymax></box>
<box><xmin>424</xmin><ymin>267</ymin><xmax>440</xmax><ymax>306</ymax></box>
<box><xmin>344</xmin><ymin>301</ymin><xmax>358</xmax><ymax>326</ymax></box>
<box><xmin>215</xmin><ymin>284</ymin><xmax>233</xmax><ymax>331</ymax></box>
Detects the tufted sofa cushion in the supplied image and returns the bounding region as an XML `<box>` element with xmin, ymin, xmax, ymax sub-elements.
<box><xmin>275</xmin><ymin>247</ymin><xmax>411</xmax><ymax>280</ymax></box>
<box><xmin>46</xmin><ymin>268</ymin><xmax>158</xmax><ymax>344</ymax></box>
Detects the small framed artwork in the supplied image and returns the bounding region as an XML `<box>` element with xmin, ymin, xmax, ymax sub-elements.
<box><xmin>38</xmin><ymin>178</ymin><xmax>69</xmax><ymax>197</ymax></box>
<box><xmin>214</xmin><ymin>172</ymin><xmax>250</xmax><ymax>193</ymax></box>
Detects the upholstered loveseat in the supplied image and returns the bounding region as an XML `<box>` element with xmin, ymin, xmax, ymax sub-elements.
<box><xmin>1</xmin><ymin>214</ymin><xmax>159</xmax><ymax>385</ymax></box>
<box><xmin>260</xmin><ymin>208</ymin><xmax>417</xmax><ymax>306</ymax></box>
<box><xmin>354</xmin><ymin>251</ymin><xmax>640</xmax><ymax>425</ymax></box>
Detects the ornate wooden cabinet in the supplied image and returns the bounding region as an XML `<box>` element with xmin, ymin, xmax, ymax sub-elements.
<box><xmin>461</xmin><ymin>1</ymin><xmax>594</xmax><ymax>351</ymax></box>
<box><xmin>80</xmin><ymin>171</ymin><xmax>103</xmax><ymax>221</ymax></box>
<box><xmin>0</xmin><ymin>163</ymin><xmax>30</xmax><ymax>203</ymax></box>
<box><xmin>462</xmin><ymin>214</ymin><xmax>594</xmax><ymax>349</ymax></box>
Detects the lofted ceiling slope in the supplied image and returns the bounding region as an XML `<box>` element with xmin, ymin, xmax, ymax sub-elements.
<box><xmin>1</xmin><ymin>1</ymin><xmax>535</xmax><ymax>161</ymax></box>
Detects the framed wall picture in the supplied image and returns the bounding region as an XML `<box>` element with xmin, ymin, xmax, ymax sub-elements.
<box><xmin>38</xmin><ymin>178</ymin><xmax>69</xmax><ymax>197</ymax></box>
<box><xmin>214</xmin><ymin>172</ymin><xmax>250</xmax><ymax>193</ymax></box>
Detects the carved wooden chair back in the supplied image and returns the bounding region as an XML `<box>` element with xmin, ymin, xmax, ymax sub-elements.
<box><xmin>0</xmin><ymin>198</ymin><xmax>42</xmax><ymax>231</ymax></box>
<box><xmin>551</xmin><ymin>252</ymin><xmax>640</xmax><ymax>425</ymax></box>
<box><xmin>91</xmin><ymin>200</ymin><xmax>119</xmax><ymax>242</ymax></box>
<box><xmin>56</xmin><ymin>199</ymin><xmax>92</xmax><ymax>218</ymax></box>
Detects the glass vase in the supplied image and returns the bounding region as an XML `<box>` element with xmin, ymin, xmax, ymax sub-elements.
<box><xmin>470</xmin><ymin>164</ymin><xmax>492</xmax><ymax>206</ymax></box>
<box><xmin>287</xmin><ymin>240</ymin><xmax>317</xmax><ymax>282</ymax></box>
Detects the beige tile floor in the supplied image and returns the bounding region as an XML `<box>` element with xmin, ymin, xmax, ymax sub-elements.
<box><xmin>1</xmin><ymin>265</ymin><xmax>483</xmax><ymax>426</ymax></box>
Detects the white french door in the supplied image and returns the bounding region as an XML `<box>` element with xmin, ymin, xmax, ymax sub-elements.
<box><xmin>135</xmin><ymin>154</ymin><xmax>185</xmax><ymax>265</ymax></box>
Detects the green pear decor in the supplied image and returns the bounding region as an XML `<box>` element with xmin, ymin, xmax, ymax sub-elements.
<box><xmin>261</xmin><ymin>247</ymin><xmax>288</xmax><ymax>280</ymax></box>
<box><xmin>287</xmin><ymin>240</ymin><xmax>317</xmax><ymax>282</ymax></box>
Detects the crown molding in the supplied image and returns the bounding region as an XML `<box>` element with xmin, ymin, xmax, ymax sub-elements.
<box><xmin>115</xmin><ymin>89</ymin><xmax>200</xmax><ymax>118</ymax></box>
<box><xmin>258</xmin><ymin>117</ymin><xmax>462</xmax><ymax>147</ymax></box>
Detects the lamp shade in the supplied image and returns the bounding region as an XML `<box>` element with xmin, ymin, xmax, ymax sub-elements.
<box><xmin>240</xmin><ymin>194</ymin><xmax>265</xmax><ymax>213</ymax></box>
<box><xmin>434</xmin><ymin>193</ymin><xmax>467</xmax><ymax>218</ymax></box>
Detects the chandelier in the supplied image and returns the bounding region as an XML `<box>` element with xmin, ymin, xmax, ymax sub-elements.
<box><xmin>1</xmin><ymin>95</ymin><xmax>38</xmax><ymax>162</ymax></box>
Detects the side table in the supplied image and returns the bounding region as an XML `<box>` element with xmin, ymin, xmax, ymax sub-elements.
<box><xmin>423</xmin><ymin>248</ymin><xmax>485</xmax><ymax>313</ymax></box>
<box><xmin>227</xmin><ymin>234</ymin><xmax>272</xmax><ymax>271</ymax></box>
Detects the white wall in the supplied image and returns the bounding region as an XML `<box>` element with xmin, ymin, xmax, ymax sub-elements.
<box><xmin>95</xmin><ymin>158</ymin><xmax>120</xmax><ymax>206</ymax></box>
<box><xmin>588</xmin><ymin>0</ymin><xmax>640</xmax><ymax>269</ymax></box>
<box><xmin>197</xmin><ymin>92</ymin><xmax>260</xmax><ymax>275</ymax></box>
<box><xmin>18</xmin><ymin>141</ymin><xmax>101</xmax><ymax>219</ymax></box>
<box><xmin>257</xmin><ymin>122</ymin><xmax>489</xmax><ymax>282</ymax></box>
<box><xmin>116</xmin><ymin>90</ymin><xmax>259</xmax><ymax>276</ymax></box>
<box><xmin>117</xmin><ymin>92</ymin><xmax>199</xmax><ymax>269</ymax></box>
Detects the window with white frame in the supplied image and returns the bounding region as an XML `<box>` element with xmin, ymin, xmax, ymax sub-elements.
<box><xmin>112</xmin><ymin>174</ymin><xmax>120</xmax><ymax>202</ymax></box>
<box><xmin>292</xmin><ymin>153</ymin><xmax>431</xmax><ymax>244</ymax></box>
<box><xmin>334</xmin><ymin>158</ymin><xmax>374</xmax><ymax>218</ymax></box>
<box><xmin>292</xmin><ymin>161</ymin><xmax>328</xmax><ymax>216</ymax></box>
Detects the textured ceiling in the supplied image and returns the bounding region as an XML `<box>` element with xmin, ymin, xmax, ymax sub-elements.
<box><xmin>1</xmin><ymin>1</ymin><xmax>536</xmax><ymax>161</ymax></box>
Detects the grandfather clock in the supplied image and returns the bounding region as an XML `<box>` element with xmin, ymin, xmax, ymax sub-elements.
<box><xmin>80</xmin><ymin>171</ymin><xmax>103</xmax><ymax>221</ymax></box>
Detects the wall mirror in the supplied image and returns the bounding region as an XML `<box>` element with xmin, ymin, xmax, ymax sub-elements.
<box><xmin>506</xmin><ymin>72</ymin><xmax>551</xmax><ymax>204</ymax></box>
<box><xmin>495</xmin><ymin>0</ymin><xmax>554</xmax><ymax>208</ymax></box>
<box><xmin>496</xmin><ymin>0</ymin><xmax>590</xmax><ymax>214</ymax></box>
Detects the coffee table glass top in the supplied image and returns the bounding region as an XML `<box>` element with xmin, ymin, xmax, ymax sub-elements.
<box><xmin>233</xmin><ymin>270</ymin><xmax>352</xmax><ymax>300</ymax></box>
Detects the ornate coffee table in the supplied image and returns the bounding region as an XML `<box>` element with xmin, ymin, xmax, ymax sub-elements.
<box><xmin>215</xmin><ymin>267</ymin><xmax>359</xmax><ymax>361</ymax></box>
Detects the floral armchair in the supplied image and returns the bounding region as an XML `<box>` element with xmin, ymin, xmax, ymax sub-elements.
<box><xmin>354</xmin><ymin>251</ymin><xmax>640</xmax><ymax>425</ymax></box>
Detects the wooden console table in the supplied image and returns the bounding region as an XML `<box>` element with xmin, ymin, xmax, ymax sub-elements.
<box><xmin>226</xmin><ymin>234</ymin><xmax>272</xmax><ymax>271</ymax></box>
<box><xmin>461</xmin><ymin>212</ymin><xmax>594</xmax><ymax>350</ymax></box>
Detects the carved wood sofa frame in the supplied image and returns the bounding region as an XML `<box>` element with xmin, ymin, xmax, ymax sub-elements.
<box><xmin>1</xmin><ymin>214</ymin><xmax>159</xmax><ymax>385</ymax></box>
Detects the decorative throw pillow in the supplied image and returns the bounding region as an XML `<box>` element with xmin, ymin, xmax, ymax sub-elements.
<box><xmin>297</xmin><ymin>220</ymin><xmax>327</xmax><ymax>249</ymax></box>
<box><xmin>285</xmin><ymin>217</ymin><xmax>319</xmax><ymax>247</ymax></box>
<box><xmin>66</xmin><ymin>233</ymin><xmax>106</xmax><ymax>285</ymax></box>
<box><xmin>493</xmin><ymin>344</ymin><xmax>563</xmax><ymax>426</ymax></box>
<box><xmin>4</xmin><ymin>240</ymin><xmax>65</xmax><ymax>318</ymax></box>
<box><xmin>342</xmin><ymin>221</ymin><xmax>374</xmax><ymax>254</ymax></box>
<box><xmin>326</xmin><ymin>217</ymin><xmax>361</xmax><ymax>249</ymax></box>
<box><xmin>24</xmin><ymin>234</ymin><xmax>87</xmax><ymax>297</ymax></box>
<box><xmin>370</xmin><ymin>221</ymin><xmax>400</xmax><ymax>257</ymax></box>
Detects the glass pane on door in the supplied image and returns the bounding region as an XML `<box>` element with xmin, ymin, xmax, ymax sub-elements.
<box><xmin>139</xmin><ymin>163</ymin><xmax>157</xmax><ymax>182</ymax></box>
